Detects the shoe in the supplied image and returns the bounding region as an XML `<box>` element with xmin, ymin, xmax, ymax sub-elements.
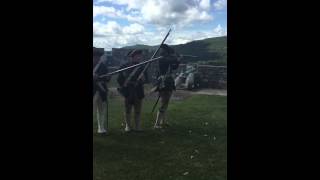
<box><xmin>125</xmin><ymin>126</ymin><xmax>131</xmax><ymax>132</ymax></box>
<box><xmin>97</xmin><ymin>129</ymin><xmax>107</xmax><ymax>134</ymax></box>
<box><xmin>154</xmin><ymin>125</ymin><xmax>162</xmax><ymax>129</ymax></box>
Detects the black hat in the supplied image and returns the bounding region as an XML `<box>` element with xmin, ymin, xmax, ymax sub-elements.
<box><xmin>127</xmin><ymin>49</ymin><xmax>142</xmax><ymax>57</ymax></box>
<box><xmin>160</xmin><ymin>44</ymin><xmax>174</xmax><ymax>55</ymax></box>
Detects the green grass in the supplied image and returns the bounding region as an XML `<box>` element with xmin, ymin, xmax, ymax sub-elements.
<box><xmin>93</xmin><ymin>95</ymin><xmax>227</xmax><ymax>180</ymax></box>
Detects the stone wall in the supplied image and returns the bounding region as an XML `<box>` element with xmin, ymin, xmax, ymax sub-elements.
<box><xmin>175</xmin><ymin>64</ymin><xmax>227</xmax><ymax>89</ymax></box>
<box><xmin>197</xmin><ymin>65</ymin><xmax>227</xmax><ymax>89</ymax></box>
<box><xmin>108</xmin><ymin>64</ymin><xmax>227</xmax><ymax>89</ymax></box>
<box><xmin>107</xmin><ymin>49</ymin><xmax>227</xmax><ymax>89</ymax></box>
<box><xmin>93</xmin><ymin>47</ymin><xmax>104</xmax><ymax>68</ymax></box>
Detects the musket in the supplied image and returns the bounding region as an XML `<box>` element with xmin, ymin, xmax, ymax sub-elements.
<box><xmin>106</xmin><ymin>95</ymin><xmax>109</xmax><ymax>129</ymax></box>
<box><xmin>99</xmin><ymin>56</ymin><xmax>164</xmax><ymax>78</ymax></box>
<box><xmin>135</xmin><ymin>28</ymin><xmax>172</xmax><ymax>82</ymax></box>
<box><xmin>118</xmin><ymin>29</ymin><xmax>171</xmax><ymax>88</ymax></box>
<box><xmin>150</xmin><ymin>65</ymin><xmax>171</xmax><ymax>113</ymax></box>
<box><xmin>99</xmin><ymin>29</ymin><xmax>171</xmax><ymax>79</ymax></box>
<box><xmin>151</xmin><ymin>95</ymin><xmax>161</xmax><ymax>113</ymax></box>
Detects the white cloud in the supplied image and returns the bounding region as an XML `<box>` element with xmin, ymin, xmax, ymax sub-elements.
<box><xmin>123</xmin><ymin>23</ymin><xmax>145</xmax><ymax>34</ymax></box>
<box><xmin>96</xmin><ymin>0</ymin><xmax>144</xmax><ymax>11</ymax></box>
<box><xmin>93</xmin><ymin>1</ymin><xmax>227</xmax><ymax>50</ymax></box>
<box><xmin>95</xmin><ymin>0</ymin><xmax>214</xmax><ymax>27</ymax></box>
<box><xmin>167</xmin><ymin>25</ymin><xmax>227</xmax><ymax>45</ymax></box>
<box><xmin>93</xmin><ymin>5</ymin><xmax>125</xmax><ymax>18</ymax></box>
<box><xmin>171</xmin><ymin>37</ymin><xmax>193</xmax><ymax>45</ymax></box>
<box><xmin>213</xmin><ymin>24</ymin><xmax>226</xmax><ymax>36</ymax></box>
<box><xmin>94</xmin><ymin>2</ymin><xmax>148</xmax><ymax>24</ymax></box>
<box><xmin>93</xmin><ymin>6</ymin><xmax>114</xmax><ymax>17</ymax></box>
<box><xmin>185</xmin><ymin>7</ymin><xmax>213</xmax><ymax>23</ymax></box>
<box><xmin>93</xmin><ymin>23</ymin><xmax>227</xmax><ymax>50</ymax></box>
<box><xmin>93</xmin><ymin>21</ymin><xmax>122</xmax><ymax>36</ymax></box>
<box><xmin>200</xmin><ymin>0</ymin><xmax>211</xmax><ymax>10</ymax></box>
<box><xmin>93</xmin><ymin>21</ymin><xmax>149</xmax><ymax>50</ymax></box>
<box><xmin>140</xmin><ymin>0</ymin><xmax>164</xmax><ymax>24</ymax></box>
<box><xmin>213</xmin><ymin>0</ymin><xmax>227</xmax><ymax>10</ymax></box>
<box><xmin>93</xmin><ymin>21</ymin><xmax>145</xmax><ymax>36</ymax></box>
<box><xmin>140</xmin><ymin>0</ymin><xmax>213</xmax><ymax>26</ymax></box>
<box><xmin>125</xmin><ymin>13</ymin><xmax>144</xmax><ymax>23</ymax></box>
<box><xmin>94</xmin><ymin>23</ymin><xmax>227</xmax><ymax>50</ymax></box>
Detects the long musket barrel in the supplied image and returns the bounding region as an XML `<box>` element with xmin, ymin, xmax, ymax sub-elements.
<box><xmin>136</xmin><ymin>28</ymin><xmax>172</xmax><ymax>81</ymax></box>
<box><xmin>99</xmin><ymin>29</ymin><xmax>171</xmax><ymax>79</ymax></box>
<box><xmin>99</xmin><ymin>56</ymin><xmax>163</xmax><ymax>78</ymax></box>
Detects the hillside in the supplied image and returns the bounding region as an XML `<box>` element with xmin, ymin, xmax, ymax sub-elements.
<box><xmin>121</xmin><ymin>36</ymin><xmax>227</xmax><ymax>65</ymax></box>
<box><xmin>122</xmin><ymin>44</ymin><xmax>157</xmax><ymax>50</ymax></box>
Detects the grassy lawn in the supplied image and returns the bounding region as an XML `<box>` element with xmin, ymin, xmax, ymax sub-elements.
<box><xmin>93</xmin><ymin>94</ymin><xmax>227</xmax><ymax>180</ymax></box>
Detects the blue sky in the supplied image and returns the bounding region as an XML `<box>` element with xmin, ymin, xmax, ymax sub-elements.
<box><xmin>93</xmin><ymin>0</ymin><xmax>227</xmax><ymax>50</ymax></box>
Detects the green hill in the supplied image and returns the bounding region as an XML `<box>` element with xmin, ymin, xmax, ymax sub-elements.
<box><xmin>173</xmin><ymin>36</ymin><xmax>227</xmax><ymax>64</ymax></box>
<box><xmin>121</xmin><ymin>36</ymin><xmax>227</xmax><ymax>65</ymax></box>
<box><xmin>122</xmin><ymin>44</ymin><xmax>157</xmax><ymax>50</ymax></box>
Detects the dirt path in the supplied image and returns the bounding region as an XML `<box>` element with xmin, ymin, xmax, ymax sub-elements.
<box><xmin>189</xmin><ymin>89</ymin><xmax>227</xmax><ymax>96</ymax></box>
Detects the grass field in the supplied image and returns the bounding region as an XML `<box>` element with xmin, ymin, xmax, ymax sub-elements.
<box><xmin>93</xmin><ymin>94</ymin><xmax>227</xmax><ymax>180</ymax></box>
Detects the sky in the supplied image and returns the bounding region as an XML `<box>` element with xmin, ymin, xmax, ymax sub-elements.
<box><xmin>93</xmin><ymin>0</ymin><xmax>227</xmax><ymax>51</ymax></box>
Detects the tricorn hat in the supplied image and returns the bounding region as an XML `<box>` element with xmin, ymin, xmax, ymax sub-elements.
<box><xmin>159</xmin><ymin>44</ymin><xmax>175</xmax><ymax>55</ymax></box>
